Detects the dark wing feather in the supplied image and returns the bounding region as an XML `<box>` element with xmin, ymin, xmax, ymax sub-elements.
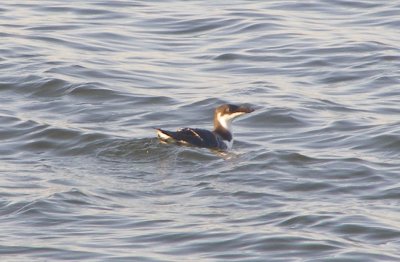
<box><xmin>157</xmin><ymin>128</ymin><xmax>226</xmax><ymax>149</ymax></box>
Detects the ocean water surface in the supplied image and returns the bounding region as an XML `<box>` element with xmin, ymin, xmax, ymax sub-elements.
<box><xmin>1</xmin><ymin>1</ymin><xmax>400</xmax><ymax>261</ymax></box>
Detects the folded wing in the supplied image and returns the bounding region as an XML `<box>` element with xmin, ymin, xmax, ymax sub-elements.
<box><xmin>157</xmin><ymin>128</ymin><xmax>226</xmax><ymax>149</ymax></box>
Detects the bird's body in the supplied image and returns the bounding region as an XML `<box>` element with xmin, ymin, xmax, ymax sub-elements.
<box><xmin>156</xmin><ymin>104</ymin><xmax>254</xmax><ymax>151</ymax></box>
<box><xmin>157</xmin><ymin>127</ymin><xmax>231</xmax><ymax>150</ymax></box>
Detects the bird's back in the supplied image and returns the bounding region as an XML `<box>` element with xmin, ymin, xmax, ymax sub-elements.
<box><xmin>157</xmin><ymin>128</ymin><xmax>227</xmax><ymax>150</ymax></box>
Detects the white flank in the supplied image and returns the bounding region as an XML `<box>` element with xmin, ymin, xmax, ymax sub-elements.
<box><xmin>223</xmin><ymin>138</ymin><xmax>234</xmax><ymax>150</ymax></box>
<box><xmin>157</xmin><ymin>130</ymin><xmax>171</xmax><ymax>140</ymax></box>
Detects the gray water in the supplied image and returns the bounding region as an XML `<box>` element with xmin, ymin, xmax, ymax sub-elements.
<box><xmin>1</xmin><ymin>1</ymin><xmax>400</xmax><ymax>261</ymax></box>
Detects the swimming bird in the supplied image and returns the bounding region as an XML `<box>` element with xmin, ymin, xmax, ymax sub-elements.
<box><xmin>156</xmin><ymin>104</ymin><xmax>254</xmax><ymax>150</ymax></box>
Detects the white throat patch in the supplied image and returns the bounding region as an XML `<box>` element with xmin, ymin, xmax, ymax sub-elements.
<box><xmin>217</xmin><ymin>112</ymin><xmax>245</xmax><ymax>132</ymax></box>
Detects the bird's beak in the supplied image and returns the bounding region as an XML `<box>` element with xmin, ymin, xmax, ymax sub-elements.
<box><xmin>237</xmin><ymin>105</ymin><xmax>255</xmax><ymax>114</ymax></box>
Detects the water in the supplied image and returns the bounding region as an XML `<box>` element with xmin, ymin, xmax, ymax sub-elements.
<box><xmin>1</xmin><ymin>1</ymin><xmax>400</xmax><ymax>261</ymax></box>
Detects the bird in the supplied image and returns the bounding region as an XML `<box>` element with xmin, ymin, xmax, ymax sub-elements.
<box><xmin>156</xmin><ymin>104</ymin><xmax>254</xmax><ymax>150</ymax></box>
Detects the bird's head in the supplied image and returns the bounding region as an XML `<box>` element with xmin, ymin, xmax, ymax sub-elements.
<box><xmin>214</xmin><ymin>104</ymin><xmax>254</xmax><ymax>132</ymax></box>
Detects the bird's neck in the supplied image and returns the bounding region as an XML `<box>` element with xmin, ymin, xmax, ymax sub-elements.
<box><xmin>214</xmin><ymin>113</ymin><xmax>233</xmax><ymax>141</ymax></box>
